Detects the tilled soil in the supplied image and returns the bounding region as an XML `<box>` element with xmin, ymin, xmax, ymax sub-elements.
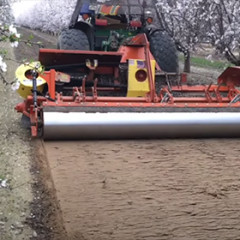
<box><xmin>44</xmin><ymin>139</ymin><xmax>240</xmax><ymax>240</ymax></box>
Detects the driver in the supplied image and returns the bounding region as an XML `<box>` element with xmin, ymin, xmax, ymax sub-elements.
<box><xmin>80</xmin><ymin>3</ymin><xmax>94</xmax><ymax>21</ymax></box>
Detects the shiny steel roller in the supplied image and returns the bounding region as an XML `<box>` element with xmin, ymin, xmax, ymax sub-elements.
<box><xmin>43</xmin><ymin>112</ymin><xmax>240</xmax><ymax>140</ymax></box>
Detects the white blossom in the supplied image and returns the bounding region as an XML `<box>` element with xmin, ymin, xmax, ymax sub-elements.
<box><xmin>9</xmin><ymin>24</ymin><xmax>17</xmax><ymax>35</ymax></box>
<box><xmin>0</xmin><ymin>179</ymin><xmax>7</xmax><ymax>188</ymax></box>
<box><xmin>11</xmin><ymin>80</ymin><xmax>20</xmax><ymax>91</ymax></box>
<box><xmin>10</xmin><ymin>41</ymin><xmax>19</xmax><ymax>47</ymax></box>
<box><xmin>15</xmin><ymin>33</ymin><xmax>21</xmax><ymax>38</ymax></box>
<box><xmin>0</xmin><ymin>56</ymin><xmax>7</xmax><ymax>72</ymax></box>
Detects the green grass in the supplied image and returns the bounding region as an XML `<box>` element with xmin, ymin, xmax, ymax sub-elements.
<box><xmin>0</xmin><ymin>174</ymin><xmax>6</xmax><ymax>180</ymax></box>
<box><xmin>179</xmin><ymin>54</ymin><xmax>233</xmax><ymax>70</ymax></box>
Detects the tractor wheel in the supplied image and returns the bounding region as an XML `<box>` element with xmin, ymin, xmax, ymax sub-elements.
<box><xmin>58</xmin><ymin>29</ymin><xmax>90</xmax><ymax>50</ymax></box>
<box><xmin>149</xmin><ymin>30</ymin><xmax>178</xmax><ymax>73</ymax></box>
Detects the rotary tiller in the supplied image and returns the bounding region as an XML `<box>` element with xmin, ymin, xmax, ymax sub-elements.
<box><xmin>14</xmin><ymin>33</ymin><xmax>240</xmax><ymax>139</ymax></box>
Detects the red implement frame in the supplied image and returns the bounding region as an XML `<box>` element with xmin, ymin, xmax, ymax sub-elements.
<box><xmin>15</xmin><ymin>34</ymin><xmax>240</xmax><ymax>137</ymax></box>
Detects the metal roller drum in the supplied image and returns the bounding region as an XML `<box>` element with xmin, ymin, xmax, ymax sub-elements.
<box><xmin>43</xmin><ymin>112</ymin><xmax>240</xmax><ymax>140</ymax></box>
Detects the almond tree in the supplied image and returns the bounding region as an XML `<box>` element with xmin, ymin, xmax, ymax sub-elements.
<box><xmin>15</xmin><ymin>0</ymin><xmax>77</xmax><ymax>33</ymax></box>
<box><xmin>156</xmin><ymin>0</ymin><xmax>212</xmax><ymax>72</ymax></box>
<box><xmin>0</xmin><ymin>0</ymin><xmax>14</xmax><ymax>23</ymax></box>
<box><xmin>0</xmin><ymin>0</ymin><xmax>20</xmax><ymax>81</ymax></box>
<box><xmin>157</xmin><ymin>0</ymin><xmax>240</xmax><ymax>71</ymax></box>
<box><xmin>207</xmin><ymin>0</ymin><xmax>240</xmax><ymax>65</ymax></box>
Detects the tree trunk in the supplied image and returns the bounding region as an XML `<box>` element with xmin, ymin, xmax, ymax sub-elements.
<box><xmin>184</xmin><ymin>50</ymin><xmax>191</xmax><ymax>73</ymax></box>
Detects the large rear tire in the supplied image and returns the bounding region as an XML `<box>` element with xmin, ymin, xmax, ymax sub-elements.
<box><xmin>58</xmin><ymin>29</ymin><xmax>90</xmax><ymax>50</ymax></box>
<box><xmin>149</xmin><ymin>30</ymin><xmax>178</xmax><ymax>73</ymax></box>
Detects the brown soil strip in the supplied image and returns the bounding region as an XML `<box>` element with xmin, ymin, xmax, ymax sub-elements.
<box><xmin>44</xmin><ymin>139</ymin><xmax>240</xmax><ymax>240</ymax></box>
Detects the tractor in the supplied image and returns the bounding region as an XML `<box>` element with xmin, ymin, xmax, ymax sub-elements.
<box><xmin>58</xmin><ymin>0</ymin><xmax>178</xmax><ymax>73</ymax></box>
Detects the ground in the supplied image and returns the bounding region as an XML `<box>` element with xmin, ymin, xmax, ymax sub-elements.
<box><xmin>1</xmin><ymin>27</ymin><xmax>240</xmax><ymax>240</ymax></box>
<box><xmin>0</xmin><ymin>28</ymin><xmax>65</xmax><ymax>240</ymax></box>
<box><xmin>45</xmin><ymin>139</ymin><xmax>240</xmax><ymax>240</ymax></box>
<box><xmin>0</xmin><ymin>40</ymin><xmax>33</xmax><ymax>240</ymax></box>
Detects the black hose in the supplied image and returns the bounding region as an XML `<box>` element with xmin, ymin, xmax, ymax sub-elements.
<box><xmin>32</xmin><ymin>70</ymin><xmax>38</xmax><ymax>108</ymax></box>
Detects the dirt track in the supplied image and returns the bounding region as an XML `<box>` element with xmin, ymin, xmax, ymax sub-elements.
<box><xmin>43</xmin><ymin>139</ymin><xmax>240</xmax><ymax>240</ymax></box>
<box><xmin>0</xmin><ymin>40</ymin><xmax>33</xmax><ymax>240</ymax></box>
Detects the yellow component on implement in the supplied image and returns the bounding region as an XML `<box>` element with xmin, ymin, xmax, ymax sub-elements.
<box><xmin>15</xmin><ymin>62</ymin><xmax>46</xmax><ymax>99</ymax></box>
<box><xmin>127</xmin><ymin>59</ymin><xmax>156</xmax><ymax>97</ymax></box>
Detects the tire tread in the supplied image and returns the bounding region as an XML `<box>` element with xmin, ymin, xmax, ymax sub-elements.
<box><xmin>58</xmin><ymin>29</ymin><xmax>90</xmax><ymax>50</ymax></box>
<box><xmin>149</xmin><ymin>31</ymin><xmax>178</xmax><ymax>73</ymax></box>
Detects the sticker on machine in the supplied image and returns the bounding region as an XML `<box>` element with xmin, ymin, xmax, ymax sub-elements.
<box><xmin>137</xmin><ymin>60</ymin><xmax>146</xmax><ymax>69</ymax></box>
<box><xmin>129</xmin><ymin>59</ymin><xmax>135</xmax><ymax>66</ymax></box>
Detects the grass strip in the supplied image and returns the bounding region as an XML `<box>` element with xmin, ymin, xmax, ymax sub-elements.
<box><xmin>179</xmin><ymin>54</ymin><xmax>233</xmax><ymax>70</ymax></box>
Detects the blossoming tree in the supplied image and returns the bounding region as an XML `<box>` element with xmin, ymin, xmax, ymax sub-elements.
<box><xmin>157</xmin><ymin>0</ymin><xmax>240</xmax><ymax>71</ymax></box>
<box><xmin>0</xmin><ymin>0</ymin><xmax>20</xmax><ymax>80</ymax></box>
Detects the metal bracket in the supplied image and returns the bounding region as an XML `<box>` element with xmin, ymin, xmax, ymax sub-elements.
<box><xmin>204</xmin><ymin>83</ymin><xmax>213</xmax><ymax>103</ymax></box>
<box><xmin>92</xmin><ymin>78</ymin><xmax>98</xmax><ymax>101</ymax></box>
<box><xmin>86</xmin><ymin>59</ymin><xmax>98</xmax><ymax>81</ymax></box>
<box><xmin>229</xmin><ymin>94</ymin><xmax>240</xmax><ymax>104</ymax></box>
<box><xmin>86</xmin><ymin>59</ymin><xmax>98</xmax><ymax>70</ymax></box>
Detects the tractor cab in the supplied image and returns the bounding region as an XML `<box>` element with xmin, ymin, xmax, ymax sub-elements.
<box><xmin>68</xmin><ymin>0</ymin><xmax>161</xmax><ymax>51</ymax></box>
<box><xmin>78</xmin><ymin>0</ymin><xmax>160</xmax><ymax>28</ymax></box>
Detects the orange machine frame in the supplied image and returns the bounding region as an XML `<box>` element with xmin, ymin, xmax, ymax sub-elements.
<box><xmin>15</xmin><ymin>34</ymin><xmax>240</xmax><ymax>137</ymax></box>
